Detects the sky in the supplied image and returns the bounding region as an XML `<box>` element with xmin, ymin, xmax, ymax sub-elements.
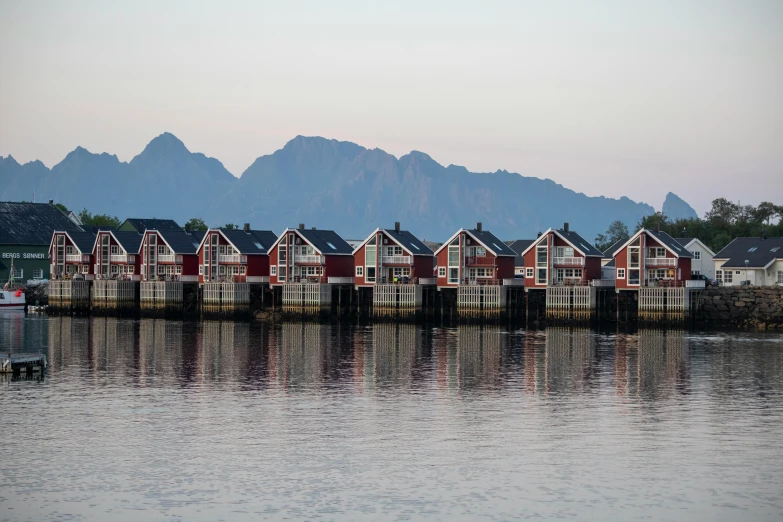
<box><xmin>1</xmin><ymin>0</ymin><xmax>781</xmax><ymax>215</ymax></box>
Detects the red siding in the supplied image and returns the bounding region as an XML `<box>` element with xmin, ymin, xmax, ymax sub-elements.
<box><xmin>614</xmin><ymin>231</ymin><xmax>691</xmax><ymax>288</ymax></box>
<box><xmin>324</xmin><ymin>255</ymin><xmax>354</xmax><ymax>278</ymax></box>
<box><xmin>523</xmin><ymin>235</ymin><xmax>547</xmax><ymax>288</ymax></box>
<box><xmin>413</xmin><ymin>255</ymin><xmax>435</xmax><ymax>281</ymax></box>
<box><xmin>585</xmin><ymin>257</ymin><xmax>601</xmax><ymax>282</ymax></box>
<box><xmin>495</xmin><ymin>256</ymin><xmax>515</xmax><ymax>280</ymax></box>
<box><xmin>353</xmin><ymin>244</ymin><xmax>367</xmax><ymax>285</ymax></box>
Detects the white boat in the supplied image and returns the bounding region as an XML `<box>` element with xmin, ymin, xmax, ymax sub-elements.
<box><xmin>1</xmin><ymin>258</ymin><xmax>26</xmax><ymax>310</ymax></box>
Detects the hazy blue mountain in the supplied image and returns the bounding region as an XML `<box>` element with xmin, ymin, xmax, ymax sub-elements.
<box><xmin>1</xmin><ymin>133</ymin><xmax>686</xmax><ymax>242</ymax></box>
<box><xmin>662</xmin><ymin>191</ymin><xmax>699</xmax><ymax>221</ymax></box>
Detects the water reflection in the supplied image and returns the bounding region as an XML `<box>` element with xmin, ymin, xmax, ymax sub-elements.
<box><xmin>614</xmin><ymin>329</ymin><xmax>688</xmax><ymax>399</ymax></box>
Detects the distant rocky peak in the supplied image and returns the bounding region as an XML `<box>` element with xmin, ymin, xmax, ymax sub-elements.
<box><xmin>138</xmin><ymin>132</ymin><xmax>189</xmax><ymax>159</ymax></box>
<box><xmin>662</xmin><ymin>192</ymin><xmax>698</xmax><ymax>221</ymax></box>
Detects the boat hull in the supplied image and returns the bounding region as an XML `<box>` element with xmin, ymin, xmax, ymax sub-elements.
<box><xmin>0</xmin><ymin>290</ymin><xmax>25</xmax><ymax>309</ymax></box>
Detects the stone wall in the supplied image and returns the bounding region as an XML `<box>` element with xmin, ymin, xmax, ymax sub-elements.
<box><xmin>699</xmin><ymin>286</ymin><xmax>783</xmax><ymax>328</ymax></box>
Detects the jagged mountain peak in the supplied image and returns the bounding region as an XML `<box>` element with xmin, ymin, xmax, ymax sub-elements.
<box><xmin>662</xmin><ymin>192</ymin><xmax>698</xmax><ymax>221</ymax></box>
<box><xmin>136</xmin><ymin>131</ymin><xmax>189</xmax><ymax>159</ymax></box>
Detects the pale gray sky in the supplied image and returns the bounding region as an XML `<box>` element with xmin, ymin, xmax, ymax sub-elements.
<box><xmin>1</xmin><ymin>0</ymin><xmax>781</xmax><ymax>214</ymax></box>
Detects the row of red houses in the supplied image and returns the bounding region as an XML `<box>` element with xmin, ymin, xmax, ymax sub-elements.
<box><xmin>49</xmin><ymin>220</ymin><xmax>694</xmax><ymax>289</ymax></box>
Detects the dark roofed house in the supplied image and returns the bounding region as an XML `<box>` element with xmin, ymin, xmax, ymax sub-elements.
<box><xmin>612</xmin><ymin>228</ymin><xmax>692</xmax><ymax>289</ymax></box>
<box><xmin>508</xmin><ymin>239</ymin><xmax>535</xmax><ymax>277</ymax></box>
<box><xmin>91</xmin><ymin>230</ymin><xmax>144</xmax><ymax>280</ymax></box>
<box><xmin>119</xmin><ymin>218</ymin><xmax>181</xmax><ymax>233</ymax></box>
<box><xmin>1</xmin><ymin>201</ymin><xmax>85</xmax><ymax>281</ymax></box>
<box><xmin>197</xmin><ymin>225</ymin><xmax>279</xmax><ymax>283</ymax></box>
<box><xmin>675</xmin><ymin>237</ymin><xmax>716</xmax><ymax>279</ymax></box>
<box><xmin>519</xmin><ymin>223</ymin><xmax>604</xmax><ymax>287</ymax></box>
<box><xmin>139</xmin><ymin>228</ymin><xmax>204</xmax><ymax>281</ymax></box>
<box><xmin>353</xmin><ymin>224</ymin><xmax>436</xmax><ymax>286</ymax></box>
<box><xmin>49</xmin><ymin>229</ymin><xmax>98</xmax><ymax>279</ymax></box>
<box><xmin>433</xmin><ymin>223</ymin><xmax>519</xmax><ymax>287</ymax></box>
<box><xmin>268</xmin><ymin>225</ymin><xmax>355</xmax><ymax>285</ymax></box>
<box><xmin>713</xmin><ymin>237</ymin><xmax>783</xmax><ymax>286</ymax></box>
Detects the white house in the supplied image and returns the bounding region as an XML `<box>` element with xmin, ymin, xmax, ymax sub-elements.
<box><xmin>675</xmin><ymin>237</ymin><xmax>716</xmax><ymax>279</ymax></box>
<box><xmin>712</xmin><ymin>237</ymin><xmax>783</xmax><ymax>287</ymax></box>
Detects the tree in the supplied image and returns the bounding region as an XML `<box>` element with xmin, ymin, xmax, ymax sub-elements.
<box><xmin>54</xmin><ymin>203</ymin><xmax>69</xmax><ymax>213</ymax></box>
<box><xmin>753</xmin><ymin>202</ymin><xmax>780</xmax><ymax>225</ymax></box>
<box><xmin>223</xmin><ymin>223</ymin><xmax>238</xmax><ymax>230</ymax></box>
<box><xmin>594</xmin><ymin>220</ymin><xmax>630</xmax><ymax>251</ymax></box>
<box><xmin>704</xmin><ymin>198</ymin><xmax>740</xmax><ymax>226</ymax></box>
<box><xmin>185</xmin><ymin>217</ymin><xmax>208</xmax><ymax>231</ymax></box>
<box><xmin>77</xmin><ymin>208</ymin><xmax>120</xmax><ymax>228</ymax></box>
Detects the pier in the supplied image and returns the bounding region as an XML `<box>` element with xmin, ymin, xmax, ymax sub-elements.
<box><xmin>1</xmin><ymin>353</ymin><xmax>47</xmax><ymax>376</ymax></box>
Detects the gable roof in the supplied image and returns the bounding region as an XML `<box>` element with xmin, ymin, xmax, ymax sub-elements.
<box><xmin>92</xmin><ymin>230</ymin><xmax>144</xmax><ymax>254</ymax></box>
<box><xmin>120</xmin><ymin>218</ymin><xmax>181</xmax><ymax>233</ymax></box>
<box><xmin>147</xmin><ymin>229</ymin><xmax>205</xmax><ymax>254</ymax></box>
<box><xmin>435</xmin><ymin>229</ymin><xmax>517</xmax><ymax>256</ymax></box>
<box><xmin>713</xmin><ymin>237</ymin><xmax>783</xmax><ymax>269</ymax></box>
<box><xmin>603</xmin><ymin>238</ymin><xmax>627</xmax><ymax>259</ymax></box>
<box><xmin>198</xmin><ymin>228</ymin><xmax>278</xmax><ymax>254</ymax></box>
<box><xmin>270</xmin><ymin>228</ymin><xmax>353</xmax><ymax>255</ymax></box>
<box><xmin>0</xmin><ymin>202</ymin><xmax>84</xmax><ymax>245</ymax></box>
<box><xmin>675</xmin><ymin>237</ymin><xmax>716</xmax><ymax>257</ymax></box>
<box><xmin>508</xmin><ymin>239</ymin><xmax>534</xmax><ymax>267</ymax></box>
<box><xmin>519</xmin><ymin>228</ymin><xmax>603</xmax><ymax>258</ymax></box>
<box><xmin>611</xmin><ymin>229</ymin><xmax>692</xmax><ymax>258</ymax></box>
<box><xmin>353</xmin><ymin>228</ymin><xmax>434</xmax><ymax>256</ymax></box>
<box><xmin>63</xmin><ymin>231</ymin><xmax>98</xmax><ymax>254</ymax></box>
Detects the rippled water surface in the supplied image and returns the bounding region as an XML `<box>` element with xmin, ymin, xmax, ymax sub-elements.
<box><xmin>2</xmin><ymin>313</ymin><xmax>783</xmax><ymax>521</ymax></box>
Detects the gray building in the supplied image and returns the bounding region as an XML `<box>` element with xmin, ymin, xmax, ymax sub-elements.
<box><xmin>0</xmin><ymin>201</ymin><xmax>84</xmax><ymax>282</ymax></box>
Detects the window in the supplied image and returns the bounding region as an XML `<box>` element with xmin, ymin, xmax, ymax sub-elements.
<box><xmin>536</xmin><ymin>244</ymin><xmax>548</xmax><ymax>284</ymax></box>
<box><xmin>176</xmin><ymin>265</ymin><xmax>182</xmax><ymax>274</ymax></box>
<box><xmin>271</xmin><ymin>265</ymin><xmax>277</xmax><ymax>276</ymax></box>
<box><xmin>693</xmin><ymin>251</ymin><xmax>701</xmax><ymax>260</ymax></box>
<box><xmin>326</xmin><ymin>242</ymin><xmax>337</xmax><ymax>250</ymax></box>
<box><xmin>158</xmin><ymin>245</ymin><xmax>166</xmax><ymax>256</ymax></box>
<box><xmin>778</xmin><ymin>271</ymin><xmax>783</xmax><ymax>284</ymax></box>
<box><xmin>366</xmin><ymin>266</ymin><xmax>376</xmax><ymax>283</ymax></box>
<box><xmin>724</xmin><ymin>271</ymin><xmax>733</xmax><ymax>283</ymax></box>
<box><xmin>747</xmin><ymin>247</ymin><xmax>757</xmax><ymax>253</ymax></box>
<box><xmin>526</xmin><ymin>268</ymin><xmax>534</xmax><ymax>278</ymax></box>
<box><xmin>219</xmin><ymin>245</ymin><xmax>226</xmax><ymax>255</ymax></box>
<box><xmin>735</xmin><ymin>271</ymin><xmax>741</xmax><ymax>275</ymax></box>
<box><xmin>771</xmin><ymin>247</ymin><xmax>780</xmax><ymax>253</ymax></box>
<box><xmin>32</xmin><ymin>268</ymin><xmax>43</xmax><ymax>279</ymax></box>
<box><xmin>386</xmin><ymin>245</ymin><xmax>403</xmax><ymax>256</ymax></box>
<box><xmin>438</xmin><ymin>267</ymin><xmax>446</xmax><ymax>277</ymax></box>
<box><xmin>66</xmin><ymin>246</ymin><xmax>74</xmax><ymax>255</ymax></box>
<box><xmin>158</xmin><ymin>265</ymin><xmax>165</xmax><ymax>274</ymax></box>
<box><xmin>617</xmin><ymin>268</ymin><xmax>625</xmax><ymax>279</ymax></box>
<box><xmin>356</xmin><ymin>266</ymin><xmax>364</xmax><ymax>277</ymax></box>
<box><xmin>219</xmin><ymin>265</ymin><xmax>226</xmax><ymax>275</ymax></box>
<box><xmin>448</xmin><ymin>245</ymin><xmax>460</xmax><ymax>267</ymax></box>
<box><xmin>692</xmin><ymin>270</ymin><xmax>700</xmax><ymax>276</ymax></box>
<box><xmin>556</xmin><ymin>246</ymin><xmax>574</xmax><ymax>258</ymax></box>
<box><xmin>391</xmin><ymin>267</ymin><xmax>410</xmax><ymax>277</ymax></box>
<box><xmin>82</xmin><ymin>265</ymin><xmax>89</xmax><ymax>274</ymax></box>
<box><xmin>111</xmin><ymin>264</ymin><xmax>119</xmax><ymax>274</ymax></box>
<box><xmin>199</xmin><ymin>265</ymin><xmax>204</xmax><ymax>275</ymax></box>
<box><xmin>111</xmin><ymin>245</ymin><xmax>119</xmax><ymax>255</ymax></box>
<box><xmin>648</xmin><ymin>247</ymin><xmax>665</xmax><ymax>258</ymax></box>
<box><xmin>12</xmin><ymin>267</ymin><xmax>22</xmax><ymax>279</ymax></box>
<box><xmin>240</xmin><ymin>266</ymin><xmax>246</xmax><ymax>275</ymax></box>
<box><xmin>449</xmin><ymin>267</ymin><xmax>459</xmax><ymax>284</ymax></box>
<box><xmin>628</xmin><ymin>269</ymin><xmax>640</xmax><ymax>285</ymax></box>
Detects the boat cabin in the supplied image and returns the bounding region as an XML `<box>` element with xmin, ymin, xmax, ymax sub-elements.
<box><xmin>520</xmin><ymin>223</ymin><xmax>604</xmax><ymax>288</ymax></box>
<box><xmin>353</xmin><ymin>223</ymin><xmax>435</xmax><ymax>286</ymax></box>
<box><xmin>434</xmin><ymin>223</ymin><xmax>518</xmax><ymax>287</ymax></box>
<box><xmin>197</xmin><ymin>224</ymin><xmax>278</xmax><ymax>283</ymax></box>
<box><xmin>268</xmin><ymin>225</ymin><xmax>354</xmax><ymax>285</ymax></box>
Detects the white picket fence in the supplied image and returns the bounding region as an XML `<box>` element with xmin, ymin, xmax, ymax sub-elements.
<box><xmin>638</xmin><ymin>287</ymin><xmax>686</xmax><ymax>320</ymax></box>
<box><xmin>545</xmin><ymin>286</ymin><xmax>594</xmax><ymax>309</ymax></box>
<box><xmin>92</xmin><ymin>280</ymin><xmax>136</xmax><ymax>307</ymax></box>
<box><xmin>282</xmin><ymin>283</ymin><xmax>332</xmax><ymax>309</ymax></box>
<box><xmin>140</xmin><ymin>281</ymin><xmax>183</xmax><ymax>308</ymax></box>
<box><xmin>203</xmin><ymin>282</ymin><xmax>250</xmax><ymax>311</ymax></box>
<box><xmin>373</xmin><ymin>284</ymin><xmax>422</xmax><ymax>314</ymax></box>
<box><xmin>49</xmin><ymin>280</ymin><xmax>91</xmax><ymax>304</ymax></box>
<box><xmin>457</xmin><ymin>285</ymin><xmax>505</xmax><ymax>313</ymax></box>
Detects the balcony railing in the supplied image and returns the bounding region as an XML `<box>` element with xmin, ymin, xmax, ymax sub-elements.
<box><xmin>381</xmin><ymin>255</ymin><xmax>411</xmax><ymax>265</ymax></box>
<box><xmin>219</xmin><ymin>254</ymin><xmax>247</xmax><ymax>264</ymax></box>
<box><xmin>462</xmin><ymin>278</ymin><xmax>501</xmax><ymax>286</ymax></box>
<box><xmin>110</xmin><ymin>254</ymin><xmax>133</xmax><ymax>263</ymax></box>
<box><xmin>685</xmin><ymin>280</ymin><xmax>706</xmax><ymax>289</ymax></box>
<box><xmin>65</xmin><ymin>254</ymin><xmax>89</xmax><ymax>263</ymax></box>
<box><xmin>646</xmin><ymin>257</ymin><xmax>676</xmax><ymax>267</ymax></box>
<box><xmin>591</xmin><ymin>279</ymin><xmax>616</xmax><ymax>287</ymax></box>
<box><xmin>294</xmin><ymin>254</ymin><xmax>324</xmax><ymax>264</ymax></box>
<box><xmin>465</xmin><ymin>256</ymin><xmax>494</xmax><ymax>266</ymax></box>
<box><xmin>643</xmin><ymin>279</ymin><xmax>684</xmax><ymax>287</ymax></box>
<box><xmin>553</xmin><ymin>256</ymin><xmax>585</xmax><ymax>266</ymax></box>
<box><xmin>502</xmin><ymin>278</ymin><xmax>525</xmax><ymax>286</ymax></box>
<box><xmin>157</xmin><ymin>254</ymin><xmax>182</xmax><ymax>263</ymax></box>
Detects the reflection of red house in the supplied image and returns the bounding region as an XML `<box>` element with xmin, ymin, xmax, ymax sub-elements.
<box><xmin>433</xmin><ymin>224</ymin><xmax>518</xmax><ymax>288</ymax></box>
<box><xmin>353</xmin><ymin>224</ymin><xmax>435</xmax><ymax>286</ymax></box>
<box><xmin>49</xmin><ymin>230</ymin><xmax>98</xmax><ymax>280</ymax></box>
<box><xmin>520</xmin><ymin>224</ymin><xmax>603</xmax><ymax>288</ymax></box>
<box><xmin>267</xmin><ymin>225</ymin><xmax>355</xmax><ymax>285</ymax></box>
<box><xmin>611</xmin><ymin>228</ymin><xmax>692</xmax><ymax>289</ymax></box>
<box><xmin>91</xmin><ymin>230</ymin><xmax>143</xmax><ymax>281</ymax></box>
<box><xmin>196</xmin><ymin>225</ymin><xmax>278</xmax><ymax>283</ymax></box>
<box><xmin>139</xmin><ymin>228</ymin><xmax>205</xmax><ymax>282</ymax></box>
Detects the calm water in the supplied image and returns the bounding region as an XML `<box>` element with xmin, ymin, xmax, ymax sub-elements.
<box><xmin>1</xmin><ymin>313</ymin><xmax>783</xmax><ymax>521</ymax></box>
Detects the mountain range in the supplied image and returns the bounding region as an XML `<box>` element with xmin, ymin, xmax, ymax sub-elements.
<box><xmin>0</xmin><ymin>132</ymin><xmax>699</xmax><ymax>242</ymax></box>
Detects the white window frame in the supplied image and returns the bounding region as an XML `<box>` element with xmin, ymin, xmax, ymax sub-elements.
<box><xmin>176</xmin><ymin>265</ymin><xmax>182</xmax><ymax>275</ymax></box>
<box><xmin>12</xmin><ymin>267</ymin><xmax>23</xmax><ymax>279</ymax></box>
<box><xmin>111</xmin><ymin>245</ymin><xmax>119</xmax><ymax>255</ymax></box>
<box><xmin>693</xmin><ymin>251</ymin><xmax>701</xmax><ymax>260</ymax></box>
<box><xmin>438</xmin><ymin>267</ymin><xmax>446</xmax><ymax>277</ymax></box>
<box><xmin>617</xmin><ymin>268</ymin><xmax>626</xmax><ymax>279</ymax></box>
<box><xmin>111</xmin><ymin>264</ymin><xmax>119</xmax><ymax>274</ymax></box>
<box><xmin>82</xmin><ymin>265</ymin><xmax>89</xmax><ymax>274</ymax></box>
<box><xmin>525</xmin><ymin>267</ymin><xmax>534</xmax><ymax>278</ymax></box>
<box><xmin>356</xmin><ymin>266</ymin><xmax>363</xmax><ymax>277</ymax></box>
<box><xmin>199</xmin><ymin>265</ymin><xmax>204</xmax><ymax>275</ymax></box>
<box><xmin>777</xmin><ymin>271</ymin><xmax>783</xmax><ymax>284</ymax></box>
<box><xmin>32</xmin><ymin>268</ymin><xmax>43</xmax><ymax>279</ymax></box>
<box><xmin>271</xmin><ymin>265</ymin><xmax>277</xmax><ymax>276</ymax></box>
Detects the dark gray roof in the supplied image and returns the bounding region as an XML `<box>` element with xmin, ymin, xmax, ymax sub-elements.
<box><xmin>0</xmin><ymin>202</ymin><xmax>83</xmax><ymax>245</ymax></box>
<box><xmin>381</xmin><ymin>229</ymin><xmax>434</xmax><ymax>256</ymax></box>
<box><xmin>297</xmin><ymin>229</ymin><xmax>353</xmax><ymax>255</ymax></box>
<box><xmin>66</xmin><ymin>231</ymin><xmax>98</xmax><ymax>253</ymax></box>
<box><xmin>674</xmin><ymin>237</ymin><xmax>696</xmax><ymax>247</ymax></box>
<box><xmin>468</xmin><ymin>229</ymin><xmax>517</xmax><ymax>256</ymax></box>
<box><xmin>603</xmin><ymin>238</ymin><xmax>627</xmax><ymax>258</ymax></box>
<box><xmin>112</xmin><ymin>231</ymin><xmax>144</xmax><ymax>253</ymax></box>
<box><xmin>605</xmin><ymin>258</ymin><xmax>616</xmax><ymax>267</ymax></box>
<box><xmin>646</xmin><ymin>229</ymin><xmax>691</xmax><ymax>258</ymax></box>
<box><xmin>714</xmin><ymin>237</ymin><xmax>783</xmax><ymax>268</ymax></box>
<box><xmin>556</xmin><ymin>229</ymin><xmax>604</xmax><ymax>257</ymax></box>
<box><xmin>157</xmin><ymin>229</ymin><xmax>205</xmax><ymax>254</ymax></box>
<box><xmin>508</xmin><ymin>239</ymin><xmax>534</xmax><ymax>267</ymax></box>
<box><xmin>221</xmin><ymin>229</ymin><xmax>277</xmax><ymax>255</ymax></box>
<box><xmin>121</xmin><ymin>218</ymin><xmax>181</xmax><ymax>232</ymax></box>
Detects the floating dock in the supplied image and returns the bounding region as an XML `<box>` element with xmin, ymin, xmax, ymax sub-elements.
<box><xmin>1</xmin><ymin>353</ymin><xmax>47</xmax><ymax>375</ymax></box>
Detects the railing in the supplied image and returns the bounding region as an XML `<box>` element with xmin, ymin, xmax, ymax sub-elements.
<box><xmin>685</xmin><ymin>280</ymin><xmax>706</xmax><ymax>289</ymax></box>
<box><xmin>219</xmin><ymin>254</ymin><xmax>247</xmax><ymax>264</ymax></box>
<box><xmin>246</xmin><ymin>275</ymin><xmax>270</xmax><ymax>283</ymax></box>
<box><xmin>418</xmin><ymin>277</ymin><xmax>437</xmax><ymax>285</ymax></box>
<box><xmin>327</xmin><ymin>276</ymin><xmax>354</xmax><ymax>284</ymax></box>
<box><xmin>553</xmin><ymin>256</ymin><xmax>585</xmax><ymax>266</ymax></box>
<box><xmin>502</xmin><ymin>278</ymin><xmax>525</xmax><ymax>286</ymax></box>
<box><xmin>643</xmin><ymin>279</ymin><xmax>684</xmax><ymax>287</ymax></box>
<box><xmin>551</xmin><ymin>278</ymin><xmax>588</xmax><ymax>287</ymax></box>
<box><xmin>646</xmin><ymin>257</ymin><xmax>676</xmax><ymax>267</ymax></box>
<box><xmin>65</xmin><ymin>254</ymin><xmax>88</xmax><ymax>263</ymax></box>
<box><xmin>110</xmin><ymin>254</ymin><xmax>133</xmax><ymax>263</ymax></box>
<box><xmin>381</xmin><ymin>255</ymin><xmax>411</xmax><ymax>265</ymax></box>
<box><xmin>288</xmin><ymin>275</ymin><xmax>353</xmax><ymax>284</ymax></box>
<box><xmin>462</xmin><ymin>278</ymin><xmax>501</xmax><ymax>286</ymax></box>
<box><xmin>157</xmin><ymin>254</ymin><xmax>182</xmax><ymax>263</ymax></box>
<box><xmin>465</xmin><ymin>256</ymin><xmax>494</xmax><ymax>266</ymax></box>
<box><xmin>591</xmin><ymin>279</ymin><xmax>616</xmax><ymax>287</ymax></box>
<box><xmin>294</xmin><ymin>254</ymin><xmax>324</xmax><ymax>264</ymax></box>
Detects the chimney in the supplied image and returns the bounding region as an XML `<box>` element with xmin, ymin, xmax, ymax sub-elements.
<box><xmin>185</xmin><ymin>223</ymin><xmax>192</xmax><ymax>233</ymax></box>
<box><xmin>243</xmin><ymin>223</ymin><xmax>250</xmax><ymax>233</ymax></box>
<box><xmin>311</xmin><ymin>227</ymin><xmax>316</xmax><ymax>230</ymax></box>
<box><xmin>394</xmin><ymin>221</ymin><xmax>400</xmax><ymax>232</ymax></box>
<box><xmin>48</xmin><ymin>199</ymin><xmax>54</xmax><ymax>205</ymax></box>
<box><xmin>299</xmin><ymin>223</ymin><xmax>305</xmax><ymax>230</ymax></box>
<box><xmin>476</xmin><ymin>222</ymin><xmax>482</xmax><ymax>232</ymax></box>
<box><xmin>537</xmin><ymin>231</ymin><xmax>542</xmax><ymax>238</ymax></box>
<box><xmin>563</xmin><ymin>222</ymin><xmax>569</xmax><ymax>233</ymax></box>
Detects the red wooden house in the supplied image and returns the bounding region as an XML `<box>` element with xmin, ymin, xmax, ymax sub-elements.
<box><xmin>519</xmin><ymin>224</ymin><xmax>603</xmax><ymax>288</ymax></box>
<box><xmin>268</xmin><ymin>225</ymin><xmax>354</xmax><ymax>285</ymax></box>
<box><xmin>91</xmin><ymin>230</ymin><xmax>144</xmax><ymax>281</ymax></box>
<box><xmin>49</xmin><ymin>230</ymin><xmax>98</xmax><ymax>280</ymax></box>
<box><xmin>433</xmin><ymin>223</ymin><xmax>518</xmax><ymax>287</ymax></box>
<box><xmin>353</xmin><ymin>223</ymin><xmax>435</xmax><ymax>286</ymax></box>
<box><xmin>611</xmin><ymin>228</ymin><xmax>692</xmax><ymax>289</ymax></box>
<box><xmin>197</xmin><ymin>225</ymin><xmax>278</xmax><ymax>284</ymax></box>
<box><xmin>139</xmin><ymin>227</ymin><xmax>205</xmax><ymax>282</ymax></box>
